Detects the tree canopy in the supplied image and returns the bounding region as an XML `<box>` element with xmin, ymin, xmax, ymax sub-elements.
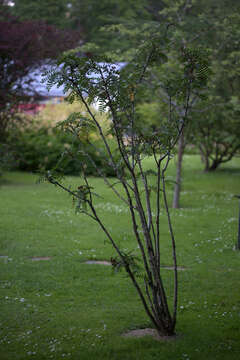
<box><xmin>0</xmin><ymin>6</ymin><xmax>79</xmax><ymax>140</ymax></box>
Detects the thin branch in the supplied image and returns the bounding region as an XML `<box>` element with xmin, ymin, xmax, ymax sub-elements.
<box><xmin>68</xmin><ymin>67</ymin><xmax>119</xmax><ymax>175</ymax></box>
<box><xmin>161</xmin><ymin>155</ymin><xmax>178</xmax><ymax>328</ymax></box>
<box><xmin>46</xmin><ymin>176</ymin><xmax>97</xmax><ymax>221</ymax></box>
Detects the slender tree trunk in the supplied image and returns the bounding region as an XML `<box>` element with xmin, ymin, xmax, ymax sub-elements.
<box><xmin>208</xmin><ymin>159</ymin><xmax>221</xmax><ymax>171</ymax></box>
<box><xmin>203</xmin><ymin>159</ymin><xmax>220</xmax><ymax>172</ymax></box>
<box><xmin>203</xmin><ymin>161</ymin><xmax>210</xmax><ymax>172</ymax></box>
<box><xmin>199</xmin><ymin>146</ymin><xmax>210</xmax><ymax>172</ymax></box>
<box><xmin>172</xmin><ymin>130</ymin><xmax>185</xmax><ymax>209</ymax></box>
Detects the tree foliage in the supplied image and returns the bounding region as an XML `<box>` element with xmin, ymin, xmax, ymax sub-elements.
<box><xmin>189</xmin><ymin>98</ymin><xmax>240</xmax><ymax>171</ymax></box>
<box><xmin>0</xmin><ymin>7</ymin><xmax>79</xmax><ymax>140</ymax></box>
<box><xmin>10</xmin><ymin>0</ymin><xmax>71</xmax><ymax>29</ymax></box>
<box><xmin>184</xmin><ymin>4</ymin><xmax>240</xmax><ymax>171</ymax></box>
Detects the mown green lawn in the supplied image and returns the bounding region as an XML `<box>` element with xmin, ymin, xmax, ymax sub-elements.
<box><xmin>0</xmin><ymin>155</ymin><xmax>240</xmax><ymax>360</ymax></box>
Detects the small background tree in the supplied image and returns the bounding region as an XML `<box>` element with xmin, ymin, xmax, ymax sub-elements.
<box><xmin>189</xmin><ymin>98</ymin><xmax>240</xmax><ymax>172</ymax></box>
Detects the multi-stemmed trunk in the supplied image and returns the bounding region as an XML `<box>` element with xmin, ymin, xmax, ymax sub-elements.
<box><xmin>44</xmin><ymin>38</ymin><xmax>210</xmax><ymax>337</ymax></box>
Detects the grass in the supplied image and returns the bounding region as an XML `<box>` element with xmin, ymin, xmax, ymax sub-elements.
<box><xmin>0</xmin><ymin>155</ymin><xmax>240</xmax><ymax>360</ymax></box>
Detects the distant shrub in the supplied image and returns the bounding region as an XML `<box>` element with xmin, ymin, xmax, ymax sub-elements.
<box><xmin>10</xmin><ymin>126</ymin><xmax>119</xmax><ymax>176</ymax></box>
<box><xmin>7</xmin><ymin>102</ymin><xmax>119</xmax><ymax>176</ymax></box>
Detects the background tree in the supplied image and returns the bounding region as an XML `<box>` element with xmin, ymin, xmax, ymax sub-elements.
<box><xmin>0</xmin><ymin>5</ymin><xmax>80</xmax><ymax>175</ymax></box>
<box><xmin>189</xmin><ymin>97</ymin><xmax>240</xmax><ymax>172</ymax></box>
<box><xmin>190</xmin><ymin>10</ymin><xmax>240</xmax><ymax>172</ymax></box>
<box><xmin>0</xmin><ymin>7</ymin><xmax>79</xmax><ymax>140</ymax></box>
<box><xmin>159</xmin><ymin>0</ymin><xmax>240</xmax><ymax>206</ymax></box>
<box><xmin>11</xmin><ymin>0</ymin><xmax>150</xmax><ymax>51</ymax></box>
<box><xmin>10</xmin><ymin>0</ymin><xmax>71</xmax><ymax>29</ymax></box>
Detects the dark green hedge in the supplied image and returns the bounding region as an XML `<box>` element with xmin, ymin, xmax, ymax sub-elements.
<box><xmin>8</xmin><ymin>126</ymin><xmax>119</xmax><ymax>177</ymax></box>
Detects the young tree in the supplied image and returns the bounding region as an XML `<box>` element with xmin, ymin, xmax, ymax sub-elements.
<box><xmin>43</xmin><ymin>33</ymin><xmax>210</xmax><ymax>336</ymax></box>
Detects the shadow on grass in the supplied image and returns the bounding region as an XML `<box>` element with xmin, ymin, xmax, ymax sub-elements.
<box><xmin>207</xmin><ymin>167</ymin><xmax>240</xmax><ymax>175</ymax></box>
<box><xmin>0</xmin><ymin>177</ymin><xmax>12</xmax><ymax>186</ymax></box>
<box><xmin>0</xmin><ymin>171</ymin><xmax>39</xmax><ymax>187</ymax></box>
